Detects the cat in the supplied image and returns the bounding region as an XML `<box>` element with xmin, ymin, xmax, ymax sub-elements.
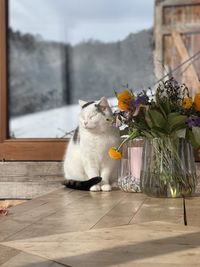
<box><xmin>63</xmin><ymin>96</ymin><xmax>121</xmax><ymax>191</ymax></box>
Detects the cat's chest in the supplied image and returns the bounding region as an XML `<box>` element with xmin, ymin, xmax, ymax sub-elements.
<box><xmin>80</xmin><ymin>132</ymin><xmax>118</xmax><ymax>151</ymax></box>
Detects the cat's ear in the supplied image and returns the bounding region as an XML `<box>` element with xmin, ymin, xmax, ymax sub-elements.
<box><xmin>98</xmin><ymin>96</ymin><xmax>110</xmax><ymax>107</ymax></box>
<box><xmin>79</xmin><ymin>100</ymin><xmax>87</xmax><ymax>107</ymax></box>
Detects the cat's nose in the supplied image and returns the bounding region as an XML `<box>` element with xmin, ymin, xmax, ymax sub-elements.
<box><xmin>84</xmin><ymin>121</ymin><xmax>88</xmax><ymax>127</ymax></box>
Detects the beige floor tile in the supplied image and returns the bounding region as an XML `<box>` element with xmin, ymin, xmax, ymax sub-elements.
<box><xmin>0</xmin><ymin>251</ymin><xmax>66</xmax><ymax>267</ymax></box>
<box><xmin>2</xmin><ymin>222</ymin><xmax>200</xmax><ymax>267</ymax></box>
<box><xmin>0</xmin><ymin>244</ymin><xmax>20</xmax><ymax>265</ymax></box>
<box><xmin>1</xmin><ymin>189</ymin><xmax>200</xmax><ymax>266</ymax></box>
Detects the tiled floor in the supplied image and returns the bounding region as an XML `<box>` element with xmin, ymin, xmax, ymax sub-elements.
<box><xmin>1</xmin><ymin>188</ymin><xmax>200</xmax><ymax>266</ymax></box>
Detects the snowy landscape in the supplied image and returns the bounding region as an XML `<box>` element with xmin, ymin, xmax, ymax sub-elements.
<box><xmin>9</xmin><ymin>28</ymin><xmax>154</xmax><ymax>138</ymax></box>
<box><xmin>10</xmin><ymin>104</ymin><xmax>79</xmax><ymax>138</ymax></box>
<box><xmin>9</xmin><ymin>0</ymin><xmax>155</xmax><ymax>138</ymax></box>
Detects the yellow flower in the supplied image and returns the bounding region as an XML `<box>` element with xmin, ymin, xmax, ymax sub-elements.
<box><xmin>117</xmin><ymin>90</ymin><xmax>133</xmax><ymax>111</ymax></box>
<box><xmin>108</xmin><ymin>147</ymin><xmax>122</xmax><ymax>160</ymax></box>
<box><xmin>194</xmin><ymin>93</ymin><xmax>200</xmax><ymax>111</ymax></box>
<box><xmin>182</xmin><ymin>97</ymin><xmax>193</xmax><ymax>109</ymax></box>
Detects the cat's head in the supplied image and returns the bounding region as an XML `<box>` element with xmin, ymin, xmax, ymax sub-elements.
<box><xmin>79</xmin><ymin>97</ymin><xmax>113</xmax><ymax>132</ymax></box>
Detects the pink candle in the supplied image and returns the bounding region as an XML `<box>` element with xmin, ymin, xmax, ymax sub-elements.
<box><xmin>128</xmin><ymin>147</ymin><xmax>143</xmax><ymax>178</ymax></box>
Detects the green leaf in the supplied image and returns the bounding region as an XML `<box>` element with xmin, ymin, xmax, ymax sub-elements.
<box><xmin>192</xmin><ymin>127</ymin><xmax>200</xmax><ymax>148</ymax></box>
<box><xmin>167</xmin><ymin>113</ymin><xmax>187</xmax><ymax>133</ymax></box>
<box><xmin>150</xmin><ymin>126</ymin><xmax>167</xmax><ymax>137</ymax></box>
<box><xmin>144</xmin><ymin>109</ymin><xmax>153</xmax><ymax>128</ymax></box>
<box><xmin>148</xmin><ymin>109</ymin><xmax>168</xmax><ymax>132</ymax></box>
<box><xmin>129</xmin><ymin>128</ymin><xmax>141</xmax><ymax>139</ymax></box>
<box><xmin>157</xmin><ymin>98</ymin><xmax>171</xmax><ymax>118</ymax></box>
<box><xmin>140</xmin><ymin>130</ymin><xmax>154</xmax><ymax>138</ymax></box>
<box><xmin>186</xmin><ymin>128</ymin><xmax>200</xmax><ymax>149</ymax></box>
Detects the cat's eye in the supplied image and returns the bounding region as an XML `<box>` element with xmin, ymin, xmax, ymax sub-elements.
<box><xmin>89</xmin><ymin>114</ymin><xmax>96</xmax><ymax>119</ymax></box>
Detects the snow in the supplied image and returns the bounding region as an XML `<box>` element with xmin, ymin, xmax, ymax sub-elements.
<box><xmin>10</xmin><ymin>98</ymin><xmax>117</xmax><ymax>138</ymax></box>
<box><xmin>10</xmin><ymin>104</ymin><xmax>80</xmax><ymax>138</ymax></box>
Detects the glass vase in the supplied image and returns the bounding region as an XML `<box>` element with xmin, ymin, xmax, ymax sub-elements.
<box><xmin>118</xmin><ymin>138</ymin><xmax>144</xmax><ymax>192</ymax></box>
<box><xmin>141</xmin><ymin>137</ymin><xmax>197</xmax><ymax>198</ymax></box>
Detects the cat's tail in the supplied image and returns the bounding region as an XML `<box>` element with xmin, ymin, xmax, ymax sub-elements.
<box><xmin>62</xmin><ymin>177</ymin><xmax>102</xmax><ymax>191</ymax></box>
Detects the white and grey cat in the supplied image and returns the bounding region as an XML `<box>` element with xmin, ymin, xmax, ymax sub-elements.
<box><xmin>63</xmin><ymin>96</ymin><xmax>120</xmax><ymax>191</ymax></box>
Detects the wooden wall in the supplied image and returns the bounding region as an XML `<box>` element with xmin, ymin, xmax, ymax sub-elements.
<box><xmin>154</xmin><ymin>0</ymin><xmax>200</xmax><ymax>97</ymax></box>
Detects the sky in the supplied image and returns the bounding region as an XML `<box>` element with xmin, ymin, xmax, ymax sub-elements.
<box><xmin>9</xmin><ymin>0</ymin><xmax>155</xmax><ymax>44</ymax></box>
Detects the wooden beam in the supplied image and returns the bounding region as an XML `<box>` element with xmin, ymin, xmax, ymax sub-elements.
<box><xmin>156</xmin><ymin>0</ymin><xmax>200</xmax><ymax>7</ymax></box>
<box><xmin>154</xmin><ymin>1</ymin><xmax>164</xmax><ymax>80</ymax></box>
<box><xmin>172</xmin><ymin>30</ymin><xmax>200</xmax><ymax>95</ymax></box>
<box><xmin>162</xmin><ymin>24</ymin><xmax>200</xmax><ymax>35</ymax></box>
<box><xmin>0</xmin><ymin>0</ymin><xmax>8</xmax><ymax>142</ymax></box>
<box><xmin>0</xmin><ymin>139</ymin><xmax>67</xmax><ymax>161</ymax></box>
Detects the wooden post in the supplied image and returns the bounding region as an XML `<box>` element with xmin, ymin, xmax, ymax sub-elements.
<box><xmin>172</xmin><ymin>30</ymin><xmax>200</xmax><ymax>96</ymax></box>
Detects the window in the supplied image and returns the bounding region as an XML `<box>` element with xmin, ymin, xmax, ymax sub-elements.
<box><xmin>0</xmin><ymin>0</ymin><xmax>156</xmax><ymax>160</ymax></box>
<box><xmin>0</xmin><ymin>0</ymin><xmax>66</xmax><ymax>160</ymax></box>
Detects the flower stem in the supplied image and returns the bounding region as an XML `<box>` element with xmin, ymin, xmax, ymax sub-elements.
<box><xmin>117</xmin><ymin>130</ymin><xmax>139</xmax><ymax>151</ymax></box>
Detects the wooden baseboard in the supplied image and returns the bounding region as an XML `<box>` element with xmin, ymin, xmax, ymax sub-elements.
<box><xmin>0</xmin><ymin>162</ymin><xmax>64</xmax><ymax>199</ymax></box>
<box><xmin>0</xmin><ymin>162</ymin><xmax>200</xmax><ymax>199</ymax></box>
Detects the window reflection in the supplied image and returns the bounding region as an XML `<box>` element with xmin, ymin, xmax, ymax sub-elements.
<box><xmin>8</xmin><ymin>0</ymin><xmax>155</xmax><ymax>138</ymax></box>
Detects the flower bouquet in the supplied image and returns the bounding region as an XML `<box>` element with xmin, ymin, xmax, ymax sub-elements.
<box><xmin>109</xmin><ymin>78</ymin><xmax>200</xmax><ymax>197</ymax></box>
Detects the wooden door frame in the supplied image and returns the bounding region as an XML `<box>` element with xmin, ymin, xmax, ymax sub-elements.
<box><xmin>0</xmin><ymin>0</ymin><xmax>67</xmax><ymax>160</ymax></box>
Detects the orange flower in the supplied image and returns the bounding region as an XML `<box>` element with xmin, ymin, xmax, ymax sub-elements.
<box><xmin>117</xmin><ymin>90</ymin><xmax>133</xmax><ymax>111</ymax></box>
<box><xmin>108</xmin><ymin>147</ymin><xmax>122</xmax><ymax>160</ymax></box>
<box><xmin>118</xmin><ymin>100</ymin><xmax>130</xmax><ymax>111</ymax></box>
<box><xmin>117</xmin><ymin>90</ymin><xmax>132</xmax><ymax>102</ymax></box>
<box><xmin>182</xmin><ymin>97</ymin><xmax>193</xmax><ymax>109</ymax></box>
<box><xmin>194</xmin><ymin>93</ymin><xmax>200</xmax><ymax>111</ymax></box>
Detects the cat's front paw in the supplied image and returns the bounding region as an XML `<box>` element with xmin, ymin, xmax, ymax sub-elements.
<box><xmin>90</xmin><ymin>184</ymin><xmax>101</xmax><ymax>192</ymax></box>
<box><xmin>101</xmin><ymin>184</ymin><xmax>112</xmax><ymax>192</ymax></box>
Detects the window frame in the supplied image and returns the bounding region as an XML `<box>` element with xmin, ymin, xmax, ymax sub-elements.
<box><xmin>0</xmin><ymin>0</ymin><xmax>199</xmax><ymax>161</ymax></box>
<box><xmin>0</xmin><ymin>0</ymin><xmax>67</xmax><ymax>160</ymax></box>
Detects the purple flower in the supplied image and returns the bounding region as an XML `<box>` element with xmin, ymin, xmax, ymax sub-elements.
<box><xmin>129</xmin><ymin>99</ymin><xmax>136</xmax><ymax>109</ymax></box>
<box><xmin>187</xmin><ymin>118</ymin><xmax>196</xmax><ymax>128</ymax></box>
<box><xmin>135</xmin><ymin>96</ymin><xmax>145</xmax><ymax>107</ymax></box>
<box><xmin>135</xmin><ymin>98</ymin><xmax>141</xmax><ymax>107</ymax></box>
<box><xmin>186</xmin><ymin>116</ymin><xmax>200</xmax><ymax>128</ymax></box>
<box><xmin>129</xmin><ymin>96</ymin><xmax>145</xmax><ymax>109</ymax></box>
<box><xmin>137</xmin><ymin>95</ymin><xmax>146</xmax><ymax>103</ymax></box>
<box><xmin>195</xmin><ymin>117</ymin><xmax>200</xmax><ymax>126</ymax></box>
